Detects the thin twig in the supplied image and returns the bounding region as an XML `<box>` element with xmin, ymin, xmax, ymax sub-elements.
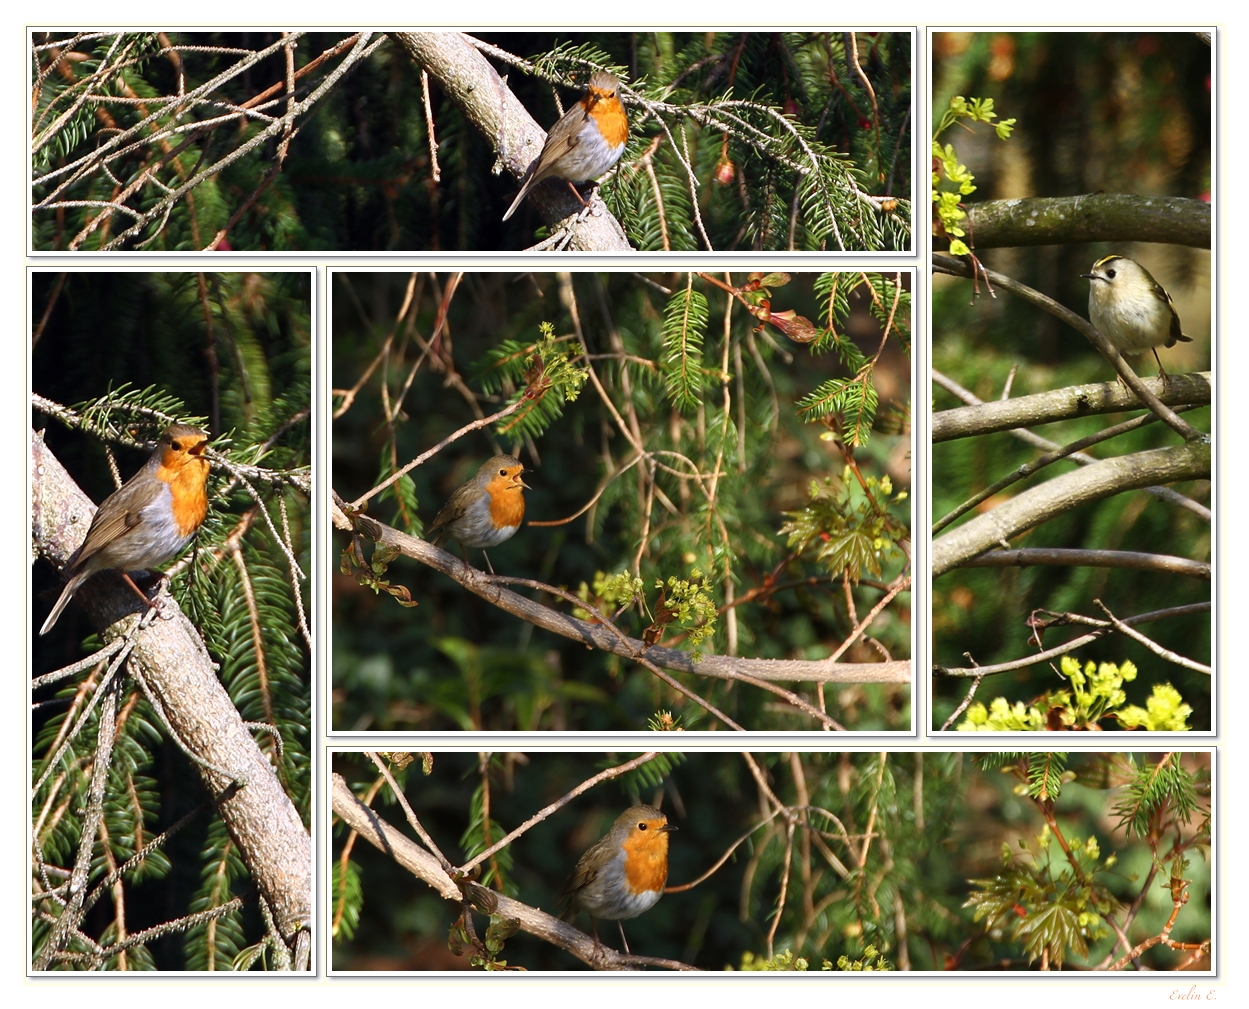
<box><xmin>349</xmin><ymin>398</ymin><xmax>525</xmax><ymax>509</ymax></box>
<box><xmin>935</xmin><ymin>602</ymin><xmax>1210</xmax><ymax>678</ymax></box>
<box><xmin>1093</xmin><ymin>600</ymin><xmax>1211</xmax><ymax>675</ymax></box>
<box><xmin>365</xmin><ymin>752</ymin><xmax>455</xmax><ymax>874</ymax></box>
<box><xmin>458</xmin><ymin>753</ymin><xmax>663</xmax><ymax>875</ymax></box>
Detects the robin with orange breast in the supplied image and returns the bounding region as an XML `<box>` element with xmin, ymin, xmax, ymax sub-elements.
<box><xmin>427</xmin><ymin>454</ymin><xmax>529</xmax><ymax>573</ymax></box>
<box><xmin>40</xmin><ymin>424</ymin><xmax>212</xmax><ymax>635</ymax></box>
<box><xmin>502</xmin><ymin>71</ymin><xmax>629</xmax><ymax>222</ymax></box>
<box><xmin>559</xmin><ymin>804</ymin><xmax>675</xmax><ymax>955</ymax></box>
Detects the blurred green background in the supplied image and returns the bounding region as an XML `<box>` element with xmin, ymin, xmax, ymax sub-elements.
<box><xmin>931</xmin><ymin>33</ymin><xmax>1211</xmax><ymax>729</ymax></box>
<box><xmin>331</xmin><ymin>751</ymin><xmax>1211</xmax><ymax>972</ymax></box>
<box><xmin>331</xmin><ymin>271</ymin><xmax>911</xmax><ymax>733</ymax></box>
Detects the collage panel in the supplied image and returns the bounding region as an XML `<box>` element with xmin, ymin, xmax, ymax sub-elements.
<box><xmin>329</xmin><ymin>270</ymin><xmax>912</xmax><ymax>734</ymax></box>
<box><xmin>31</xmin><ymin>31</ymin><xmax>912</xmax><ymax>254</ymax></box>
<box><xmin>30</xmin><ymin>270</ymin><xmax>314</xmax><ymax>970</ymax></box>
<box><xmin>929</xmin><ymin>31</ymin><xmax>1213</xmax><ymax>732</ymax></box>
<box><xmin>329</xmin><ymin>749</ymin><xmax>1212</xmax><ymax>973</ymax></box>
<box><xmin>21</xmin><ymin>23</ymin><xmax>1231</xmax><ymax>992</ymax></box>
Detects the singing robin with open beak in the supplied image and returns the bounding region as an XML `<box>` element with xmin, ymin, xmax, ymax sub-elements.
<box><xmin>40</xmin><ymin>424</ymin><xmax>211</xmax><ymax>635</ymax></box>
<box><xmin>427</xmin><ymin>454</ymin><xmax>529</xmax><ymax>572</ymax></box>
<box><xmin>558</xmin><ymin>804</ymin><xmax>675</xmax><ymax>955</ymax></box>
<box><xmin>502</xmin><ymin>71</ymin><xmax>629</xmax><ymax>222</ymax></box>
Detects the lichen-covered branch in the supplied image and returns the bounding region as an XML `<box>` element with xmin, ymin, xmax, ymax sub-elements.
<box><xmin>961</xmin><ymin>194</ymin><xmax>1210</xmax><ymax>250</ymax></box>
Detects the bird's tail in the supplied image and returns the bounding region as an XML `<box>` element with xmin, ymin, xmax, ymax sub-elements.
<box><xmin>502</xmin><ymin>161</ymin><xmax>542</xmax><ymax>222</ymax></box>
<box><xmin>502</xmin><ymin>180</ymin><xmax>533</xmax><ymax>222</ymax></box>
<box><xmin>39</xmin><ymin>574</ymin><xmax>82</xmax><ymax>635</ymax></box>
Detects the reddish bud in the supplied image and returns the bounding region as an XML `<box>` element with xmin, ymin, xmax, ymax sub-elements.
<box><xmin>769</xmin><ymin>309</ymin><xmax>819</xmax><ymax>343</ymax></box>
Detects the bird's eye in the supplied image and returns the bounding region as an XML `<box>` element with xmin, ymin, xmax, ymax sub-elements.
<box><xmin>1106</xmin><ymin>269</ymin><xmax>1116</xmax><ymax>279</ymax></box>
<box><xmin>638</xmin><ymin>822</ymin><xmax>648</xmax><ymax>830</ymax></box>
<box><xmin>499</xmin><ymin>468</ymin><xmax>508</xmax><ymax>476</ymax></box>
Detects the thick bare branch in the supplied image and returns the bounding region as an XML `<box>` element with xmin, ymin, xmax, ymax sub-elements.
<box><xmin>334</xmin><ymin>498</ymin><xmax>909</xmax><ymax>687</ymax></box>
<box><xmin>962</xmin><ymin>194</ymin><xmax>1210</xmax><ymax>250</ymax></box>
<box><xmin>933</xmin><ymin>373</ymin><xmax>1210</xmax><ymax>443</ymax></box>
<box><xmin>31</xmin><ymin>430</ymin><xmax>311</xmax><ymax>953</ymax></box>
<box><xmin>330</xmin><ymin>774</ymin><xmax>698</xmax><ymax>971</ymax></box>
<box><xmin>932</xmin><ymin>441</ymin><xmax>1210</xmax><ymax>577</ymax></box>
<box><xmin>387</xmin><ymin>32</ymin><xmax>632</xmax><ymax>252</ymax></box>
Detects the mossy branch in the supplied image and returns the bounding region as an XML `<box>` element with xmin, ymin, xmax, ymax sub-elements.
<box><xmin>962</xmin><ymin>194</ymin><xmax>1211</xmax><ymax>251</ymax></box>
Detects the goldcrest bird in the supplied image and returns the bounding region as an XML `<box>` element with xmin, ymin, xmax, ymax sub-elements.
<box><xmin>1083</xmin><ymin>255</ymin><xmax>1193</xmax><ymax>379</ymax></box>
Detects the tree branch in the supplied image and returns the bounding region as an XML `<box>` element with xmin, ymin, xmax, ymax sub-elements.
<box><xmin>932</xmin><ymin>441</ymin><xmax>1210</xmax><ymax>577</ymax></box>
<box><xmin>333</xmin><ymin>497</ymin><xmax>909</xmax><ymax>688</ymax></box>
<box><xmin>962</xmin><ymin>548</ymin><xmax>1208</xmax><ymax>580</ymax></box>
<box><xmin>331</xmin><ymin>774</ymin><xmax>699</xmax><ymax>971</ymax></box>
<box><xmin>387</xmin><ymin>32</ymin><xmax>632</xmax><ymax>252</ymax></box>
<box><xmin>933</xmin><ymin>601</ymin><xmax>1209</xmax><ymax>678</ymax></box>
<box><xmin>31</xmin><ymin>430</ymin><xmax>311</xmax><ymax>958</ymax></box>
<box><xmin>961</xmin><ymin>194</ymin><xmax>1210</xmax><ymax>250</ymax></box>
<box><xmin>932</xmin><ymin>373</ymin><xmax>1210</xmax><ymax>443</ymax></box>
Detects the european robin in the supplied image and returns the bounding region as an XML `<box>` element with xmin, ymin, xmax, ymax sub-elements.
<box><xmin>427</xmin><ymin>455</ymin><xmax>529</xmax><ymax>572</ymax></box>
<box><xmin>40</xmin><ymin>424</ymin><xmax>212</xmax><ymax>635</ymax></box>
<box><xmin>1084</xmin><ymin>255</ymin><xmax>1193</xmax><ymax>379</ymax></box>
<box><xmin>558</xmin><ymin>804</ymin><xmax>675</xmax><ymax>954</ymax></box>
<box><xmin>502</xmin><ymin>71</ymin><xmax>629</xmax><ymax>222</ymax></box>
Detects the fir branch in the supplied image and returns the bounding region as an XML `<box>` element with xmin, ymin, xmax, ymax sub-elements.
<box><xmin>660</xmin><ymin>280</ymin><xmax>709</xmax><ymax>412</ymax></box>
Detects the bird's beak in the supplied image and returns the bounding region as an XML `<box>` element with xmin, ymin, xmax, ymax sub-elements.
<box><xmin>660</xmin><ymin>823</ymin><xmax>677</xmax><ymax>833</ymax></box>
<box><xmin>518</xmin><ymin>475</ymin><xmax>532</xmax><ymax>489</ymax></box>
<box><xmin>1082</xmin><ymin>272</ymin><xmax>1099</xmax><ymax>281</ymax></box>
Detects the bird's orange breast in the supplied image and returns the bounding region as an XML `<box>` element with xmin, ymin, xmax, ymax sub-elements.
<box><xmin>587</xmin><ymin>92</ymin><xmax>628</xmax><ymax>148</ymax></box>
<box><xmin>486</xmin><ymin>474</ymin><xmax>526</xmax><ymax>530</ymax></box>
<box><xmin>620</xmin><ymin>828</ymin><xmax>669</xmax><ymax>894</ymax></box>
<box><xmin>159</xmin><ymin>448</ymin><xmax>210</xmax><ymax>537</ymax></box>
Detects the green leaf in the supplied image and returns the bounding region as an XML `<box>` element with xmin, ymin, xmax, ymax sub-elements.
<box><xmin>660</xmin><ymin>284</ymin><xmax>709</xmax><ymax>411</ymax></box>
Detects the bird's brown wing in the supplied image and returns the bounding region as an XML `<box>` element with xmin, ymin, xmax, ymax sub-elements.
<box><xmin>557</xmin><ymin>837</ymin><xmax>607</xmax><ymax>917</ymax></box>
<box><xmin>1160</xmin><ymin>284</ymin><xmax>1193</xmax><ymax>346</ymax></box>
<box><xmin>540</xmin><ymin>111</ymin><xmax>589</xmax><ymax>166</ymax></box>
<box><xmin>68</xmin><ymin>491</ymin><xmax>145</xmax><ymax>573</ymax></box>
<box><xmin>427</xmin><ymin>497</ymin><xmax>468</xmax><ymax>546</ymax></box>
